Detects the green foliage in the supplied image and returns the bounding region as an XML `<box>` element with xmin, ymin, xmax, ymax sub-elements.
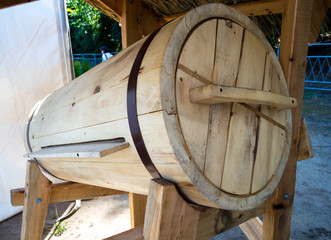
<box><xmin>53</xmin><ymin>221</ymin><xmax>67</xmax><ymax>236</ymax></box>
<box><xmin>73</xmin><ymin>60</ymin><xmax>81</xmax><ymax>78</ymax></box>
<box><xmin>66</xmin><ymin>0</ymin><xmax>121</xmax><ymax>53</ymax></box>
<box><xmin>73</xmin><ymin>60</ymin><xmax>91</xmax><ymax>78</ymax></box>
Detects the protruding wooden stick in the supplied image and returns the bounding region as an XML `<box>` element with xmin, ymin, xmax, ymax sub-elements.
<box><xmin>129</xmin><ymin>193</ymin><xmax>147</xmax><ymax>228</ymax></box>
<box><xmin>190</xmin><ymin>84</ymin><xmax>297</xmax><ymax>109</ymax></box>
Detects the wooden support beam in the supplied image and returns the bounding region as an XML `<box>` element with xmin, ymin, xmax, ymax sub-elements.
<box><xmin>263</xmin><ymin>1</ymin><xmax>313</xmax><ymax>239</ymax></box>
<box><xmin>83</xmin><ymin>0</ymin><xmax>122</xmax><ymax>21</ymax></box>
<box><xmin>144</xmin><ymin>178</ymin><xmax>200</xmax><ymax>240</ymax></box>
<box><xmin>11</xmin><ymin>182</ymin><xmax>126</xmax><ymax>206</ymax></box>
<box><xmin>121</xmin><ymin>0</ymin><xmax>165</xmax><ymax>48</ymax></box>
<box><xmin>21</xmin><ymin>160</ymin><xmax>52</xmax><ymax>240</ymax></box>
<box><xmin>297</xmin><ymin>118</ymin><xmax>314</xmax><ymax>161</ymax></box>
<box><xmin>129</xmin><ymin>193</ymin><xmax>147</xmax><ymax>228</ymax></box>
<box><xmin>189</xmin><ymin>84</ymin><xmax>297</xmax><ymax>109</ymax></box>
<box><xmin>233</xmin><ymin>0</ymin><xmax>284</xmax><ymax>16</ymax></box>
<box><xmin>309</xmin><ymin>0</ymin><xmax>330</xmax><ymax>43</ymax></box>
<box><xmin>164</xmin><ymin>0</ymin><xmax>285</xmax><ymax>21</ymax></box>
<box><xmin>195</xmin><ymin>203</ymin><xmax>265</xmax><ymax>240</ymax></box>
<box><xmin>103</xmin><ymin>226</ymin><xmax>144</xmax><ymax>240</ymax></box>
<box><xmin>240</xmin><ymin>217</ymin><xmax>263</xmax><ymax>240</ymax></box>
<box><xmin>0</xmin><ymin>0</ymin><xmax>37</xmax><ymax>9</ymax></box>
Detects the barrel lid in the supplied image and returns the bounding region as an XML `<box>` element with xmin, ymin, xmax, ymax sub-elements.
<box><xmin>161</xmin><ymin>3</ymin><xmax>292</xmax><ymax>210</ymax></box>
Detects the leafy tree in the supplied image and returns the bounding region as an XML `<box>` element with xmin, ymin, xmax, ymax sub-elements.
<box><xmin>66</xmin><ymin>0</ymin><xmax>121</xmax><ymax>53</ymax></box>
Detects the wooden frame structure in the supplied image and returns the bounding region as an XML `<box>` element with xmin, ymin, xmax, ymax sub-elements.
<box><xmin>12</xmin><ymin>0</ymin><xmax>326</xmax><ymax>239</ymax></box>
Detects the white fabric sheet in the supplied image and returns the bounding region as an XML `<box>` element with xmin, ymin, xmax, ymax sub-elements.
<box><xmin>0</xmin><ymin>0</ymin><xmax>70</xmax><ymax>221</ymax></box>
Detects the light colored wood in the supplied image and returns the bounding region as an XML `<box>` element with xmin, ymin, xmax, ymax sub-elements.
<box><xmin>11</xmin><ymin>182</ymin><xmax>126</xmax><ymax>207</ymax></box>
<box><xmin>144</xmin><ymin>179</ymin><xmax>200</xmax><ymax>240</ymax></box>
<box><xmin>163</xmin><ymin>0</ymin><xmax>285</xmax><ymax>21</ymax></box>
<box><xmin>21</xmin><ymin>160</ymin><xmax>52</xmax><ymax>240</ymax></box>
<box><xmin>204</xmin><ymin>19</ymin><xmax>243</xmax><ymax>187</ymax></box>
<box><xmin>24</xmin><ymin>140</ymin><xmax>129</xmax><ymax>158</ymax></box>
<box><xmin>263</xmin><ymin>0</ymin><xmax>313</xmax><ymax>239</ymax></box>
<box><xmin>190</xmin><ymin>84</ymin><xmax>297</xmax><ymax>109</ymax></box>
<box><xmin>195</xmin><ymin>203</ymin><xmax>265</xmax><ymax>240</ymax></box>
<box><xmin>297</xmin><ymin>118</ymin><xmax>314</xmax><ymax>161</ymax></box>
<box><xmin>240</xmin><ymin>217</ymin><xmax>263</xmax><ymax>240</ymax></box>
<box><xmin>103</xmin><ymin>226</ymin><xmax>144</xmax><ymax>240</ymax></box>
<box><xmin>251</xmin><ymin>55</ymin><xmax>287</xmax><ymax>193</ymax></box>
<box><xmin>221</xmin><ymin>30</ymin><xmax>266</xmax><ymax>195</ymax></box>
<box><xmin>129</xmin><ymin>193</ymin><xmax>147</xmax><ymax>228</ymax></box>
<box><xmin>26</xmin><ymin>4</ymin><xmax>292</xmax><ymax>211</ymax></box>
<box><xmin>309</xmin><ymin>0</ymin><xmax>329</xmax><ymax>43</ymax></box>
<box><xmin>176</xmin><ymin>19</ymin><xmax>216</xmax><ymax>172</ymax></box>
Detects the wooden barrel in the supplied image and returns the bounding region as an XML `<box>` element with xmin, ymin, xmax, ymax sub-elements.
<box><xmin>25</xmin><ymin>3</ymin><xmax>294</xmax><ymax>210</ymax></box>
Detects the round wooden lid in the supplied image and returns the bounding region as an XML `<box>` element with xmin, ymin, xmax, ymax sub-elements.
<box><xmin>161</xmin><ymin>4</ymin><xmax>292</xmax><ymax>210</ymax></box>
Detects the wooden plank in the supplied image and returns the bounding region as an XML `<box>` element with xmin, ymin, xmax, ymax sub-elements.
<box><xmin>129</xmin><ymin>193</ymin><xmax>147</xmax><ymax>228</ymax></box>
<box><xmin>24</xmin><ymin>140</ymin><xmax>129</xmax><ymax>158</ymax></box>
<box><xmin>0</xmin><ymin>0</ymin><xmax>37</xmax><ymax>9</ymax></box>
<box><xmin>163</xmin><ymin>0</ymin><xmax>285</xmax><ymax>21</ymax></box>
<box><xmin>103</xmin><ymin>226</ymin><xmax>143</xmax><ymax>240</ymax></box>
<box><xmin>21</xmin><ymin>160</ymin><xmax>52</xmax><ymax>240</ymax></box>
<box><xmin>263</xmin><ymin>0</ymin><xmax>313</xmax><ymax>239</ymax></box>
<box><xmin>204</xmin><ymin>20</ymin><xmax>244</xmax><ymax>187</ymax></box>
<box><xmin>251</xmin><ymin>55</ymin><xmax>287</xmax><ymax>193</ymax></box>
<box><xmin>233</xmin><ymin>0</ymin><xmax>284</xmax><ymax>16</ymax></box>
<box><xmin>309</xmin><ymin>0</ymin><xmax>329</xmax><ymax>43</ymax></box>
<box><xmin>297</xmin><ymin>118</ymin><xmax>314</xmax><ymax>161</ymax></box>
<box><xmin>121</xmin><ymin>0</ymin><xmax>164</xmax><ymax>48</ymax></box>
<box><xmin>221</xmin><ymin>30</ymin><xmax>266</xmax><ymax>195</ymax></box>
<box><xmin>176</xmin><ymin>19</ymin><xmax>216</xmax><ymax>172</ymax></box>
<box><xmin>195</xmin><ymin>203</ymin><xmax>265</xmax><ymax>240</ymax></box>
<box><xmin>240</xmin><ymin>217</ymin><xmax>263</xmax><ymax>240</ymax></box>
<box><xmin>190</xmin><ymin>84</ymin><xmax>297</xmax><ymax>109</ymax></box>
<box><xmin>11</xmin><ymin>182</ymin><xmax>126</xmax><ymax>207</ymax></box>
<box><xmin>144</xmin><ymin>178</ymin><xmax>200</xmax><ymax>240</ymax></box>
<box><xmin>84</xmin><ymin>0</ymin><xmax>122</xmax><ymax>21</ymax></box>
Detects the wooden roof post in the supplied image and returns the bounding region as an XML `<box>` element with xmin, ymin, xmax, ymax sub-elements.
<box><xmin>262</xmin><ymin>0</ymin><xmax>313</xmax><ymax>239</ymax></box>
<box><xmin>121</xmin><ymin>0</ymin><xmax>164</xmax><ymax>48</ymax></box>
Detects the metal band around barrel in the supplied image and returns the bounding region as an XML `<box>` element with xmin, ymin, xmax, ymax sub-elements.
<box><xmin>127</xmin><ymin>28</ymin><xmax>162</xmax><ymax>179</ymax></box>
<box><xmin>26</xmin><ymin>98</ymin><xmax>65</xmax><ymax>180</ymax></box>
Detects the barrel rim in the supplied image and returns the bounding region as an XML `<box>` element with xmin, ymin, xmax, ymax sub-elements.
<box><xmin>160</xmin><ymin>3</ymin><xmax>292</xmax><ymax>210</ymax></box>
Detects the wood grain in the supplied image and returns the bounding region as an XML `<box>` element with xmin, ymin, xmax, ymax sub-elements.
<box><xmin>11</xmin><ymin>182</ymin><xmax>126</xmax><ymax>207</ymax></box>
<box><xmin>21</xmin><ymin>160</ymin><xmax>52</xmax><ymax>240</ymax></box>
<box><xmin>144</xmin><ymin>179</ymin><xmax>200</xmax><ymax>240</ymax></box>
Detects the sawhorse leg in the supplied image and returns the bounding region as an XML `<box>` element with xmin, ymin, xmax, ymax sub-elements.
<box><xmin>21</xmin><ymin>160</ymin><xmax>52</xmax><ymax>240</ymax></box>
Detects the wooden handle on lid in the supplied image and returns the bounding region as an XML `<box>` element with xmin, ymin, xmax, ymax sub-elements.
<box><xmin>190</xmin><ymin>84</ymin><xmax>297</xmax><ymax>109</ymax></box>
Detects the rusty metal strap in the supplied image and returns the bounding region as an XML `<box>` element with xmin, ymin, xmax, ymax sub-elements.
<box><xmin>127</xmin><ymin>28</ymin><xmax>163</xmax><ymax>179</ymax></box>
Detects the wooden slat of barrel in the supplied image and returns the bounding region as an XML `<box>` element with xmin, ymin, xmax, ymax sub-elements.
<box><xmin>221</xmin><ymin>30</ymin><xmax>267</xmax><ymax>195</ymax></box>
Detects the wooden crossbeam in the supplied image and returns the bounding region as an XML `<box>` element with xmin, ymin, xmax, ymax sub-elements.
<box><xmin>195</xmin><ymin>203</ymin><xmax>265</xmax><ymax>240</ymax></box>
<box><xmin>297</xmin><ymin>118</ymin><xmax>314</xmax><ymax>161</ymax></box>
<box><xmin>309</xmin><ymin>0</ymin><xmax>330</xmax><ymax>43</ymax></box>
<box><xmin>0</xmin><ymin>0</ymin><xmax>37</xmax><ymax>9</ymax></box>
<box><xmin>164</xmin><ymin>0</ymin><xmax>285</xmax><ymax>21</ymax></box>
<box><xmin>11</xmin><ymin>182</ymin><xmax>126</xmax><ymax>206</ymax></box>
<box><xmin>240</xmin><ymin>217</ymin><xmax>263</xmax><ymax>240</ymax></box>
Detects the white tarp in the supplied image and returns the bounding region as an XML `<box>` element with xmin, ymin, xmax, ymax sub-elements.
<box><xmin>0</xmin><ymin>0</ymin><xmax>72</xmax><ymax>221</ymax></box>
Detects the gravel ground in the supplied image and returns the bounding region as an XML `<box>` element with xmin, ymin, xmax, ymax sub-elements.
<box><xmin>0</xmin><ymin>90</ymin><xmax>330</xmax><ymax>240</ymax></box>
